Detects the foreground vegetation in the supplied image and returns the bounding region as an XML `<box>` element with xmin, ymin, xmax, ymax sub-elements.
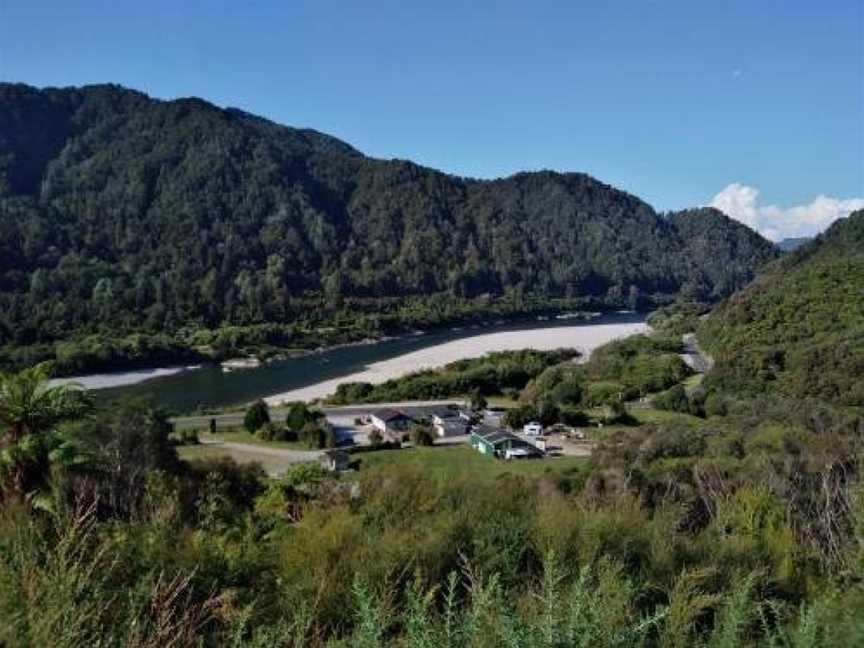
<box><xmin>2</xmin><ymin>328</ymin><xmax>864</xmax><ymax>646</ymax></box>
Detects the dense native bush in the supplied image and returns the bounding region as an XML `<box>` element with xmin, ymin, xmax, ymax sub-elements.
<box><xmin>584</xmin><ymin>335</ymin><xmax>692</xmax><ymax>397</ymax></box>
<box><xmin>327</xmin><ymin>349</ymin><xmax>579</xmax><ymax>404</ymax></box>
<box><xmin>503</xmin><ymin>404</ymin><xmax>539</xmax><ymax>429</ymax></box>
<box><xmin>0</xmin><ymin>83</ymin><xmax>779</xmax><ymax>374</ymax></box>
<box><xmin>699</xmin><ymin>212</ymin><xmax>864</xmax><ymax>407</ymax></box>
<box><xmin>284</xmin><ymin>401</ymin><xmax>321</xmax><ymax>432</ymax></box>
<box><xmin>653</xmin><ymin>384</ymin><xmax>691</xmax><ymax>413</ymax></box>
<box><xmin>62</xmin><ymin>399</ymin><xmax>180</xmax><ymax>518</ymax></box>
<box><xmin>520</xmin><ymin>365</ymin><xmax>583</xmax><ymax>406</ymax></box>
<box><xmin>653</xmin><ymin>384</ymin><xmax>706</xmax><ymax>417</ymax></box>
<box><xmin>512</xmin><ymin>335</ymin><xmax>692</xmax><ymax>430</ymax></box>
<box><xmin>243</xmin><ymin>399</ymin><xmax>270</xmax><ymax>433</ymax></box>
<box><xmin>646</xmin><ymin>302</ymin><xmax>710</xmax><ymax>336</ymax></box>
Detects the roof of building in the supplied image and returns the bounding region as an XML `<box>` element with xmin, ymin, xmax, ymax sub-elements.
<box><xmin>471</xmin><ymin>423</ymin><xmax>499</xmax><ymax>435</ymax></box>
<box><xmin>471</xmin><ymin>426</ymin><xmax>523</xmax><ymax>447</ymax></box>
<box><xmin>436</xmin><ymin>420</ymin><xmax>468</xmax><ymax>434</ymax></box>
<box><xmin>370</xmin><ymin>409</ymin><xmax>411</xmax><ymax>422</ymax></box>
<box><xmin>429</xmin><ymin>407</ymin><xmax>460</xmax><ymax>419</ymax></box>
<box><xmin>437</xmin><ymin>418</ymin><xmax>467</xmax><ymax>427</ymax></box>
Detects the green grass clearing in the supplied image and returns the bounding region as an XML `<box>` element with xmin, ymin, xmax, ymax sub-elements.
<box><xmin>631</xmin><ymin>407</ymin><xmax>703</xmax><ymax>425</ymax></box>
<box><xmin>179</xmin><ymin>439</ymin><xmax>587</xmax><ymax>481</ymax></box>
<box><xmin>178</xmin><ymin>442</ymin><xmax>318</xmax><ymax>476</ymax></box>
<box><xmin>195</xmin><ymin>429</ymin><xmax>317</xmax><ymax>450</ymax></box>
<box><xmin>352</xmin><ymin>445</ymin><xmax>588</xmax><ymax>482</ymax></box>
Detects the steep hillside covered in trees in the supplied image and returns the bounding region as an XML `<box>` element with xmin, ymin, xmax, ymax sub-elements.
<box><xmin>0</xmin><ymin>83</ymin><xmax>778</xmax><ymax>371</ymax></box>
<box><xmin>700</xmin><ymin>210</ymin><xmax>864</xmax><ymax>406</ymax></box>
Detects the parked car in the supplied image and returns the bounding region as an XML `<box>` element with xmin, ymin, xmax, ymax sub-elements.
<box><xmin>523</xmin><ymin>421</ymin><xmax>543</xmax><ymax>436</ymax></box>
<box><xmin>504</xmin><ymin>446</ymin><xmax>542</xmax><ymax>460</ymax></box>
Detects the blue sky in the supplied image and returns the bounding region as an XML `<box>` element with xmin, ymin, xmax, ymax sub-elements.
<box><xmin>1</xmin><ymin>0</ymin><xmax>861</xmax><ymax>238</ymax></box>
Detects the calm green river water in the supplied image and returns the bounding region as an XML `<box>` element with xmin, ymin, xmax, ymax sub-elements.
<box><xmin>96</xmin><ymin>312</ymin><xmax>646</xmax><ymax>413</ymax></box>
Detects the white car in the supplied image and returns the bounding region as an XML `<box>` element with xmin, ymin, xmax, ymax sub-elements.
<box><xmin>523</xmin><ymin>421</ymin><xmax>543</xmax><ymax>436</ymax></box>
<box><xmin>505</xmin><ymin>446</ymin><xmax>540</xmax><ymax>460</ymax></box>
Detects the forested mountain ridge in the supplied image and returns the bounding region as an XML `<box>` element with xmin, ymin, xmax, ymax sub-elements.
<box><xmin>699</xmin><ymin>210</ymin><xmax>864</xmax><ymax>406</ymax></box>
<box><xmin>0</xmin><ymin>82</ymin><xmax>778</xmax><ymax>372</ymax></box>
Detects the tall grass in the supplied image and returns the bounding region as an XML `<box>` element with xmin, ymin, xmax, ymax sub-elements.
<box><xmin>1</xmin><ymin>498</ymin><xmax>858</xmax><ymax>646</ymax></box>
<box><xmin>0</xmin><ymin>501</ymin><xmax>218</xmax><ymax>647</ymax></box>
<box><xmin>333</xmin><ymin>553</ymin><xmax>666</xmax><ymax>648</ymax></box>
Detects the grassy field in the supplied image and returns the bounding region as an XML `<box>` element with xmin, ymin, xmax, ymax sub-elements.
<box><xmin>179</xmin><ymin>440</ymin><xmax>588</xmax><ymax>482</ymax></box>
<box><xmin>191</xmin><ymin>429</ymin><xmax>316</xmax><ymax>450</ymax></box>
<box><xmin>584</xmin><ymin>404</ymin><xmax>701</xmax><ymax>426</ymax></box>
<box><xmin>485</xmin><ymin>395</ymin><xmax>520</xmax><ymax>408</ymax></box>
<box><xmin>577</xmin><ymin>404</ymin><xmax>703</xmax><ymax>445</ymax></box>
<box><xmin>352</xmin><ymin>445</ymin><xmax>588</xmax><ymax>482</ymax></box>
<box><xmin>178</xmin><ymin>444</ymin><xmax>239</xmax><ymax>463</ymax></box>
<box><xmin>630</xmin><ymin>407</ymin><xmax>703</xmax><ymax>425</ymax></box>
<box><xmin>177</xmin><ymin>442</ymin><xmax>318</xmax><ymax>475</ymax></box>
<box><xmin>175</xmin><ymin>428</ymin><xmax>321</xmax><ymax>476</ymax></box>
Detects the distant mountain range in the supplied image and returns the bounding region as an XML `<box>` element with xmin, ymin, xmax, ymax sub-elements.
<box><xmin>776</xmin><ymin>236</ymin><xmax>812</xmax><ymax>252</ymax></box>
<box><xmin>700</xmin><ymin>210</ymin><xmax>864</xmax><ymax>406</ymax></box>
<box><xmin>0</xmin><ymin>83</ymin><xmax>778</xmax><ymax>370</ymax></box>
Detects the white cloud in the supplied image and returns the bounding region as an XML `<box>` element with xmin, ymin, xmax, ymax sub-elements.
<box><xmin>709</xmin><ymin>182</ymin><xmax>864</xmax><ymax>242</ymax></box>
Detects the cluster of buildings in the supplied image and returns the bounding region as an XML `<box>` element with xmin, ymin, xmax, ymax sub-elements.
<box><xmin>364</xmin><ymin>405</ymin><xmax>545</xmax><ymax>460</ymax></box>
<box><xmin>368</xmin><ymin>406</ymin><xmax>474</xmax><ymax>439</ymax></box>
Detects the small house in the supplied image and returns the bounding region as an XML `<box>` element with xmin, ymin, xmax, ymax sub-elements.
<box><xmin>320</xmin><ymin>449</ymin><xmax>351</xmax><ymax>472</ymax></box>
<box><xmin>369</xmin><ymin>409</ymin><xmax>413</xmax><ymax>434</ymax></box>
<box><xmin>470</xmin><ymin>426</ymin><xmax>543</xmax><ymax>459</ymax></box>
<box><xmin>430</xmin><ymin>407</ymin><xmax>460</xmax><ymax>426</ymax></box>
<box><xmin>434</xmin><ymin>419</ymin><xmax>469</xmax><ymax>437</ymax></box>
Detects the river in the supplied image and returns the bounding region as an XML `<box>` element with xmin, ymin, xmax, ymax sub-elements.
<box><xmin>80</xmin><ymin>312</ymin><xmax>647</xmax><ymax>412</ymax></box>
